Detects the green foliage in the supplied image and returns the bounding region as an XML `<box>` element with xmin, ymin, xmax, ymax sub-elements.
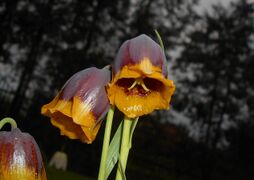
<box><xmin>105</xmin><ymin>118</ymin><xmax>138</xmax><ymax>179</ymax></box>
<box><xmin>154</xmin><ymin>30</ymin><xmax>165</xmax><ymax>51</ymax></box>
<box><xmin>129</xmin><ymin>118</ymin><xmax>139</xmax><ymax>148</ymax></box>
<box><xmin>105</xmin><ymin>121</ymin><xmax>123</xmax><ymax>179</ymax></box>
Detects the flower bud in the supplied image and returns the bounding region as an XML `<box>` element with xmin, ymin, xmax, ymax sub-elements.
<box><xmin>49</xmin><ymin>151</ymin><xmax>68</xmax><ymax>171</ymax></box>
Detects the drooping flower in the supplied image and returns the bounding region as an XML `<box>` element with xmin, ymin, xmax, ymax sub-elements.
<box><xmin>0</xmin><ymin>128</ymin><xmax>46</xmax><ymax>180</ymax></box>
<box><xmin>41</xmin><ymin>67</ymin><xmax>111</xmax><ymax>144</ymax></box>
<box><xmin>49</xmin><ymin>151</ymin><xmax>68</xmax><ymax>171</ymax></box>
<box><xmin>107</xmin><ymin>34</ymin><xmax>175</xmax><ymax>118</ymax></box>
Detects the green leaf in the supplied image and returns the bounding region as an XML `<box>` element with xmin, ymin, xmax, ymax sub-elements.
<box><xmin>154</xmin><ymin>30</ymin><xmax>165</xmax><ymax>51</ymax></box>
<box><xmin>115</xmin><ymin>117</ymin><xmax>139</xmax><ymax>180</ymax></box>
<box><xmin>105</xmin><ymin>121</ymin><xmax>123</xmax><ymax>179</ymax></box>
<box><xmin>129</xmin><ymin>118</ymin><xmax>139</xmax><ymax>148</ymax></box>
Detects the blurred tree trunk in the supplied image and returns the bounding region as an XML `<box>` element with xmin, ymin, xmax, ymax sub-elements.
<box><xmin>0</xmin><ymin>0</ymin><xmax>17</xmax><ymax>63</ymax></box>
<box><xmin>9</xmin><ymin>31</ymin><xmax>43</xmax><ymax>117</ymax></box>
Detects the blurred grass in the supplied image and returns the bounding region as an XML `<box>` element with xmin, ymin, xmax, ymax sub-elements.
<box><xmin>46</xmin><ymin>167</ymin><xmax>95</xmax><ymax>180</ymax></box>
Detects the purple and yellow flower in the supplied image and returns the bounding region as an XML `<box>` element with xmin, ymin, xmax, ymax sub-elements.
<box><xmin>0</xmin><ymin>128</ymin><xmax>46</xmax><ymax>180</ymax></box>
<box><xmin>41</xmin><ymin>67</ymin><xmax>111</xmax><ymax>144</ymax></box>
<box><xmin>107</xmin><ymin>34</ymin><xmax>175</xmax><ymax>118</ymax></box>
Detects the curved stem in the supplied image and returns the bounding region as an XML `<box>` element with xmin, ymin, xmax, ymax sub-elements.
<box><xmin>0</xmin><ymin>117</ymin><xmax>17</xmax><ymax>130</ymax></box>
<box><xmin>115</xmin><ymin>117</ymin><xmax>133</xmax><ymax>180</ymax></box>
<box><xmin>98</xmin><ymin>105</ymin><xmax>115</xmax><ymax>180</ymax></box>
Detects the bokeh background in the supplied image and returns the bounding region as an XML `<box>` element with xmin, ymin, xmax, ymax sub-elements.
<box><xmin>0</xmin><ymin>0</ymin><xmax>253</xmax><ymax>179</ymax></box>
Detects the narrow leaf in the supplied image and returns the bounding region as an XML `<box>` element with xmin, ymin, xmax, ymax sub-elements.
<box><xmin>129</xmin><ymin>118</ymin><xmax>139</xmax><ymax>148</ymax></box>
<box><xmin>105</xmin><ymin>121</ymin><xmax>123</xmax><ymax>179</ymax></box>
<box><xmin>154</xmin><ymin>30</ymin><xmax>165</xmax><ymax>51</ymax></box>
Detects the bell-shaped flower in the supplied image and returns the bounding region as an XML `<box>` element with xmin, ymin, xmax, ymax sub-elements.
<box><xmin>107</xmin><ymin>34</ymin><xmax>175</xmax><ymax>118</ymax></box>
<box><xmin>41</xmin><ymin>67</ymin><xmax>111</xmax><ymax>144</ymax></box>
<box><xmin>49</xmin><ymin>151</ymin><xmax>68</xmax><ymax>171</ymax></box>
<box><xmin>0</xmin><ymin>128</ymin><xmax>46</xmax><ymax>180</ymax></box>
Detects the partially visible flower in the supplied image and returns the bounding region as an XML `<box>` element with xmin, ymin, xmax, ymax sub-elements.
<box><xmin>41</xmin><ymin>67</ymin><xmax>111</xmax><ymax>144</ymax></box>
<box><xmin>49</xmin><ymin>151</ymin><xmax>68</xmax><ymax>171</ymax></box>
<box><xmin>0</xmin><ymin>128</ymin><xmax>46</xmax><ymax>180</ymax></box>
<box><xmin>107</xmin><ymin>34</ymin><xmax>175</xmax><ymax>118</ymax></box>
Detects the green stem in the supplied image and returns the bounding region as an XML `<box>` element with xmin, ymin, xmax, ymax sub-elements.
<box><xmin>98</xmin><ymin>105</ymin><xmax>115</xmax><ymax>180</ymax></box>
<box><xmin>115</xmin><ymin>117</ymin><xmax>133</xmax><ymax>180</ymax></box>
<box><xmin>0</xmin><ymin>117</ymin><xmax>18</xmax><ymax>130</ymax></box>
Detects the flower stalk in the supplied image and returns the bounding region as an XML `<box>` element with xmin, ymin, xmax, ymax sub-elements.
<box><xmin>115</xmin><ymin>117</ymin><xmax>136</xmax><ymax>180</ymax></box>
<box><xmin>98</xmin><ymin>105</ymin><xmax>115</xmax><ymax>180</ymax></box>
<box><xmin>0</xmin><ymin>117</ymin><xmax>17</xmax><ymax>130</ymax></box>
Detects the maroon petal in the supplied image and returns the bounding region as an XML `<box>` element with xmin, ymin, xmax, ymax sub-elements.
<box><xmin>114</xmin><ymin>34</ymin><xmax>168</xmax><ymax>76</ymax></box>
<box><xmin>0</xmin><ymin>128</ymin><xmax>46</xmax><ymax>179</ymax></box>
<box><xmin>59</xmin><ymin>67</ymin><xmax>111</xmax><ymax>121</ymax></box>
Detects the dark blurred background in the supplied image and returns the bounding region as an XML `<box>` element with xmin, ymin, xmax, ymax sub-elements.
<box><xmin>0</xmin><ymin>0</ymin><xmax>253</xmax><ymax>179</ymax></box>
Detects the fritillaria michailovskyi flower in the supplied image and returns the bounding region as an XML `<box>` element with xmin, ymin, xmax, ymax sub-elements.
<box><xmin>107</xmin><ymin>34</ymin><xmax>175</xmax><ymax>118</ymax></box>
<box><xmin>41</xmin><ymin>67</ymin><xmax>111</xmax><ymax>144</ymax></box>
<box><xmin>0</xmin><ymin>128</ymin><xmax>46</xmax><ymax>180</ymax></box>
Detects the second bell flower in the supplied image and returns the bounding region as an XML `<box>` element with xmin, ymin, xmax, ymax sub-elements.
<box><xmin>41</xmin><ymin>67</ymin><xmax>111</xmax><ymax>144</ymax></box>
<box><xmin>107</xmin><ymin>34</ymin><xmax>175</xmax><ymax>118</ymax></box>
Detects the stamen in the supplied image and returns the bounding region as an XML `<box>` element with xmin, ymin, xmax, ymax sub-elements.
<box><xmin>128</xmin><ymin>78</ymin><xmax>150</xmax><ymax>92</ymax></box>
<box><xmin>140</xmin><ymin>82</ymin><xmax>150</xmax><ymax>92</ymax></box>
<box><xmin>128</xmin><ymin>80</ymin><xmax>137</xmax><ymax>90</ymax></box>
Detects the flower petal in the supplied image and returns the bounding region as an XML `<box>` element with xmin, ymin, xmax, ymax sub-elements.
<box><xmin>50</xmin><ymin>115</ymin><xmax>89</xmax><ymax>143</ymax></box>
<box><xmin>0</xmin><ymin>128</ymin><xmax>46</xmax><ymax>180</ymax></box>
<box><xmin>114</xmin><ymin>34</ymin><xmax>168</xmax><ymax>77</ymax></box>
<box><xmin>41</xmin><ymin>67</ymin><xmax>111</xmax><ymax>143</ymax></box>
<box><xmin>108</xmin><ymin>72</ymin><xmax>175</xmax><ymax>118</ymax></box>
<box><xmin>41</xmin><ymin>94</ymin><xmax>72</xmax><ymax>118</ymax></box>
